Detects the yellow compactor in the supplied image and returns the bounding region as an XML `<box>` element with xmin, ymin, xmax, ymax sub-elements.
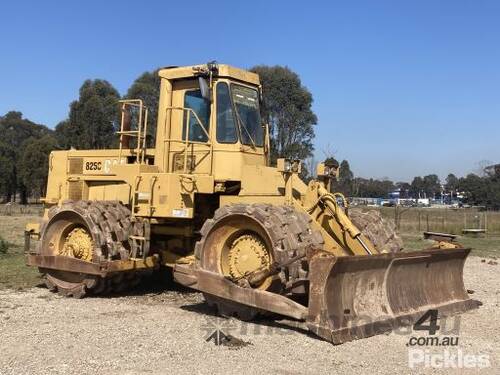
<box><xmin>25</xmin><ymin>62</ymin><xmax>479</xmax><ymax>343</ymax></box>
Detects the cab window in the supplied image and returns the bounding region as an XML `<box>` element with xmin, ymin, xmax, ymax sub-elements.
<box><xmin>183</xmin><ymin>90</ymin><xmax>210</xmax><ymax>142</ymax></box>
<box><xmin>231</xmin><ymin>84</ymin><xmax>263</xmax><ymax>147</ymax></box>
<box><xmin>216</xmin><ymin>82</ymin><xmax>238</xmax><ymax>143</ymax></box>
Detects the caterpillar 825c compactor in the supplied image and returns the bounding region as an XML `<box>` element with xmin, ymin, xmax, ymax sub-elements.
<box><xmin>25</xmin><ymin>62</ymin><xmax>479</xmax><ymax>344</ymax></box>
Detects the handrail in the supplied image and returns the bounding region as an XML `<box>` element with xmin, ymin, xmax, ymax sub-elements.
<box><xmin>118</xmin><ymin>99</ymin><xmax>149</xmax><ymax>164</ymax></box>
<box><xmin>167</xmin><ymin>106</ymin><xmax>211</xmax><ymax>140</ymax></box>
<box><xmin>164</xmin><ymin>106</ymin><xmax>213</xmax><ymax>173</ymax></box>
<box><xmin>163</xmin><ymin>139</ymin><xmax>211</xmax><ymax>146</ymax></box>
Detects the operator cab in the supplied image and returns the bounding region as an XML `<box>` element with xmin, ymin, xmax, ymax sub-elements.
<box><xmin>153</xmin><ymin>63</ymin><xmax>269</xmax><ymax>180</ymax></box>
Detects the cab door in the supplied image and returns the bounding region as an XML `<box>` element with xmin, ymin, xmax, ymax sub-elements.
<box><xmin>168</xmin><ymin>80</ymin><xmax>213</xmax><ymax>174</ymax></box>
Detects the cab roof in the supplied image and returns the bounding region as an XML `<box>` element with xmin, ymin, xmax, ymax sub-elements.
<box><xmin>158</xmin><ymin>64</ymin><xmax>260</xmax><ymax>86</ymax></box>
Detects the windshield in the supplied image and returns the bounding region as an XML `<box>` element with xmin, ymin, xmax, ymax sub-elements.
<box><xmin>231</xmin><ymin>84</ymin><xmax>263</xmax><ymax>147</ymax></box>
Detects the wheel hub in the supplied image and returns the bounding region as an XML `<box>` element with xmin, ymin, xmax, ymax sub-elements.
<box><xmin>60</xmin><ymin>227</ymin><xmax>93</xmax><ymax>262</ymax></box>
<box><xmin>227</xmin><ymin>234</ymin><xmax>270</xmax><ymax>280</ymax></box>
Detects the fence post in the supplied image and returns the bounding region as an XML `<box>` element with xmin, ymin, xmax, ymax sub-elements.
<box><xmin>394</xmin><ymin>206</ymin><xmax>398</xmax><ymax>230</ymax></box>
<box><xmin>444</xmin><ymin>209</ymin><xmax>448</xmax><ymax>232</ymax></box>
<box><xmin>418</xmin><ymin>210</ymin><xmax>421</xmax><ymax>232</ymax></box>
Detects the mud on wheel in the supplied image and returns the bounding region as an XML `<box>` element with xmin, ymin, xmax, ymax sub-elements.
<box><xmin>38</xmin><ymin>200</ymin><xmax>145</xmax><ymax>298</ymax></box>
<box><xmin>194</xmin><ymin>204</ymin><xmax>323</xmax><ymax>320</ymax></box>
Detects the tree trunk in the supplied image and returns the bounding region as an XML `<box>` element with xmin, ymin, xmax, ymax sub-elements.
<box><xmin>20</xmin><ymin>187</ymin><xmax>27</xmax><ymax>205</ymax></box>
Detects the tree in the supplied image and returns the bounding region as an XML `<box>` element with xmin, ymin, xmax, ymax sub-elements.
<box><xmin>475</xmin><ymin>160</ymin><xmax>493</xmax><ymax>177</ymax></box>
<box><xmin>55</xmin><ymin>79</ymin><xmax>120</xmax><ymax>149</ymax></box>
<box><xmin>445</xmin><ymin>173</ymin><xmax>459</xmax><ymax>198</ymax></box>
<box><xmin>339</xmin><ymin>160</ymin><xmax>354</xmax><ymax>181</ymax></box>
<box><xmin>409</xmin><ymin>175</ymin><xmax>441</xmax><ymax>199</ymax></box>
<box><xmin>126</xmin><ymin>70</ymin><xmax>161</xmax><ymax>146</ymax></box>
<box><xmin>459</xmin><ymin>174</ymin><xmax>484</xmax><ymax>206</ymax></box>
<box><xmin>396</xmin><ymin>182</ymin><xmax>411</xmax><ymax>199</ymax></box>
<box><xmin>487</xmin><ymin>169</ymin><xmax>500</xmax><ymax>209</ymax></box>
<box><xmin>354</xmin><ymin>177</ymin><xmax>395</xmax><ymax>198</ymax></box>
<box><xmin>0</xmin><ymin>111</ymin><xmax>53</xmax><ymax>202</ymax></box>
<box><xmin>410</xmin><ymin>176</ymin><xmax>424</xmax><ymax>198</ymax></box>
<box><xmin>54</xmin><ymin>119</ymin><xmax>72</xmax><ymax>149</ymax></box>
<box><xmin>338</xmin><ymin>160</ymin><xmax>354</xmax><ymax>196</ymax></box>
<box><xmin>422</xmin><ymin>174</ymin><xmax>441</xmax><ymax>199</ymax></box>
<box><xmin>250</xmin><ymin>65</ymin><xmax>317</xmax><ymax>163</ymax></box>
<box><xmin>18</xmin><ymin>135</ymin><xmax>58</xmax><ymax>200</ymax></box>
<box><xmin>458</xmin><ymin>173</ymin><xmax>500</xmax><ymax>208</ymax></box>
<box><xmin>0</xmin><ymin>142</ymin><xmax>16</xmax><ymax>202</ymax></box>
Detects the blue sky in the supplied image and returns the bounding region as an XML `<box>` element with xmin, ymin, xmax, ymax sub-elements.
<box><xmin>1</xmin><ymin>0</ymin><xmax>499</xmax><ymax>181</ymax></box>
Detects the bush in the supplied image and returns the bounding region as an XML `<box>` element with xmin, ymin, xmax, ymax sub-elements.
<box><xmin>0</xmin><ymin>236</ymin><xmax>8</xmax><ymax>254</ymax></box>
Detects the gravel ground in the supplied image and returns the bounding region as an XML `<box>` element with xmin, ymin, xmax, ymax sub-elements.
<box><xmin>0</xmin><ymin>256</ymin><xmax>498</xmax><ymax>375</ymax></box>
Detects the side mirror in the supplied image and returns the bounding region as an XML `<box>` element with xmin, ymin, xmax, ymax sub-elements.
<box><xmin>198</xmin><ymin>77</ymin><xmax>211</xmax><ymax>102</ymax></box>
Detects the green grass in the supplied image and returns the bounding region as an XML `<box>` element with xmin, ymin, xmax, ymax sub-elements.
<box><xmin>0</xmin><ymin>236</ymin><xmax>8</xmax><ymax>254</ymax></box>
<box><xmin>0</xmin><ymin>251</ymin><xmax>42</xmax><ymax>290</ymax></box>
<box><xmin>0</xmin><ymin>215</ymin><xmax>41</xmax><ymax>247</ymax></box>
<box><xmin>400</xmin><ymin>232</ymin><xmax>500</xmax><ymax>258</ymax></box>
<box><xmin>0</xmin><ymin>215</ymin><xmax>42</xmax><ymax>290</ymax></box>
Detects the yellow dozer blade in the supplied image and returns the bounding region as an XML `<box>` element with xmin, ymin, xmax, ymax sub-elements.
<box><xmin>306</xmin><ymin>247</ymin><xmax>480</xmax><ymax>344</ymax></box>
